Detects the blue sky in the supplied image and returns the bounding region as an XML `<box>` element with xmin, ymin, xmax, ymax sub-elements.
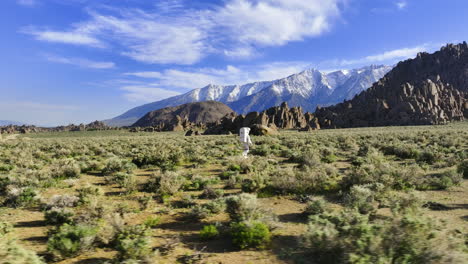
<box><xmin>0</xmin><ymin>0</ymin><xmax>467</xmax><ymax>126</ymax></box>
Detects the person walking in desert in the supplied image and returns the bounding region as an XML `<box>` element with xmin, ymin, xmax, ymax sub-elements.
<box><xmin>239</xmin><ymin>127</ymin><xmax>252</xmax><ymax>158</ymax></box>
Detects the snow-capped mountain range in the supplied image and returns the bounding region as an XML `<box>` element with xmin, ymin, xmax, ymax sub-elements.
<box><xmin>105</xmin><ymin>65</ymin><xmax>392</xmax><ymax>126</ymax></box>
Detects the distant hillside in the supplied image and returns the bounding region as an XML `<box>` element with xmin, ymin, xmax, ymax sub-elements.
<box><xmin>315</xmin><ymin>42</ymin><xmax>468</xmax><ymax>128</ymax></box>
<box><xmin>105</xmin><ymin>65</ymin><xmax>391</xmax><ymax>126</ymax></box>
<box><xmin>132</xmin><ymin>101</ymin><xmax>234</xmax><ymax>130</ymax></box>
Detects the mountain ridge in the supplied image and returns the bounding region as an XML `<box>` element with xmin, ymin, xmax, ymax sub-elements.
<box><xmin>105</xmin><ymin>65</ymin><xmax>392</xmax><ymax>126</ymax></box>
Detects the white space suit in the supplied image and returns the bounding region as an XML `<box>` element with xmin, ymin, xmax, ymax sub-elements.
<box><xmin>239</xmin><ymin>127</ymin><xmax>252</xmax><ymax>157</ymax></box>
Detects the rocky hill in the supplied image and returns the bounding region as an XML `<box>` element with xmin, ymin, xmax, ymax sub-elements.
<box><xmin>131</xmin><ymin>101</ymin><xmax>234</xmax><ymax>131</ymax></box>
<box><xmin>0</xmin><ymin>121</ymin><xmax>112</xmax><ymax>134</ymax></box>
<box><xmin>105</xmin><ymin>65</ymin><xmax>391</xmax><ymax>126</ymax></box>
<box><xmin>204</xmin><ymin>102</ymin><xmax>320</xmax><ymax>135</ymax></box>
<box><xmin>315</xmin><ymin>43</ymin><xmax>468</xmax><ymax>128</ymax></box>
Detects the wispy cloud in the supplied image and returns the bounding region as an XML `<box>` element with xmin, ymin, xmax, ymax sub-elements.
<box><xmin>17</xmin><ymin>0</ymin><xmax>37</xmax><ymax>7</ymax></box>
<box><xmin>24</xmin><ymin>0</ymin><xmax>346</xmax><ymax>65</ymax></box>
<box><xmin>44</xmin><ymin>54</ymin><xmax>115</xmax><ymax>69</ymax></box>
<box><xmin>326</xmin><ymin>44</ymin><xmax>434</xmax><ymax>67</ymax></box>
<box><xmin>25</xmin><ymin>28</ymin><xmax>104</xmax><ymax>47</ymax></box>
<box><xmin>396</xmin><ymin>1</ymin><xmax>407</xmax><ymax>10</ymax></box>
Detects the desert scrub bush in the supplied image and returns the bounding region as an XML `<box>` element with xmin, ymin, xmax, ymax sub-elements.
<box><xmin>287</xmin><ymin>149</ymin><xmax>321</xmax><ymax>168</ymax></box>
<box><xmin>268</xmin><ymin>164</ymin><xmax>339</xmax><ymax>195</ymax></box>
<box><xmin>224</xmin><ymin>193</ymin><xmax>273</xmax><ymax>223</ymax></box>
<box><xmin>457</xmin><ymin>159</ymin><xmax>468</xmax><ymax>179</ymax></box>
<box><xmin>49</xmin><ymin>158</ymin><xmax>81</xmax><ymax>179</ymax></box>
<box><xmin>200</xmin><ymin>186</ymin><xmax>224</xmax><ymax>199</ymax></box>
<box><xmin>76</xmin><ymin>185</ymin><xmax>102</xmax><ymax>205</ymax></box>
<box><xmin>0</xmin><ymin>238</ymin><xmax>45</xmax><ymax>264</ymax></box>
<box><xmin>102</xmin><ymin>157</ymin><xmax>136</xmax><ymax>175</ymax></box>
<box><xmin>44</xmin><ymin>207</ymin><xmax>75</xmax><ymax>225</ymax></box>
<box><xmin>188</xmin><ymin>198</ymin><xmax>226</xmax><ymax>221</ymax></box>
<box><xmin>200</xmin><ymin>224</ymin><xmax>219</xmax><ymax>240</ymax></box>
<box><xmin>47</xmin><ymin>224</ymin><xmax>98</xmax><ymax>260</ymax></box>
<box><xmin>416</xmin><ymin>149</ymin><xmax>441</xmax><ymax>164</ymax></box>
<box><xmin>413</xmin><ymin>169</ymin><xmax>463</xmax><ymax>190</ymax></box>
<box><xmin>230</xmin><ymin>221</ymin><xmax>271</xmax><ymax>249</ymax></box>
<box><xmin>144</xmin><ymin>216</ymin><xmax>161</xmax><ymax>228</ymax></box>
<box><xmin>113</xmin><ymin>225</ymin><xmax>152</xmax><ymax>262</ymax></box>
<box><xmin>3</xmin><ymin>186</ymin><xmax>39</xmax><ymax>208</ymax></box>
<box><xmin>145</xmin><ymin>171</ymin><xmax>185</xmax><ymax>196</ymax></box>
<box><xmin>131</xmin><ymin>148</ymin><xmax>182</xmax><ymax>171</ymax></box>
<box><xmin>343</xmin><ymin>184</ymin><xmax>378</xmax><ymax>214</ymax></box>
<box><xmin>43</xmin><ymin>194</ymin><xmax>79</xmax><ymax>209</ymax></box>
<box><xmin>107</xmin><ymin>172</ymin><xmax>138</xmax><ymax>194</ymax></box>
<box><xmin>241</xmin><ymin>171</ymin><xmax>268</xmax><ymax>193</ymax></box>
<box><xmin>0</xmin><ymin>221</ymin><xmax>13</xmax><ymax>237</ymax></box>
<box><xmin>301</xmin><ymin>209</ymin><xmax>468</xmax><ymax>263</ymax></box>
<box><xmin>303</xmin><ymin>197</ymin><xmax>329</xmax><ymax>216</ymax></box>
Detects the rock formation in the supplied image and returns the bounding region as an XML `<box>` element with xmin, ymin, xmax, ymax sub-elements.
<box><xmin>315</xmin><ymin>42</ymin><xmax>468</xmax><ymax>128</ymax></box>
<box><xmin>204</xmin><ymin>102</ymin><xmax>320</xmax><ymax>134</ymax></box>
<box><xmin>0</xmin><ymin>121</ymin><xmax>113</xmax><ymax>134</ymax></box>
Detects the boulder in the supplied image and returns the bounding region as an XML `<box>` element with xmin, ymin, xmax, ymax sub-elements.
<box><xmin>250</xmin><ymin>124</ymin><xmax>278</xmax><ymax>136</ymax></box>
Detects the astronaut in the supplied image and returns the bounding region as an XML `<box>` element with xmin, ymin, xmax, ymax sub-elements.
<box><xmin>239</xmin><ymin>127</ymin><xmax>252</xmax><ymax>158</ymax></box>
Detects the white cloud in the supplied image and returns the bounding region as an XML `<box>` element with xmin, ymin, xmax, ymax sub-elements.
<box><xmin>44</xmin><ymin>54</ymin><xmax>115</xmax><ymax>69</ymax></box>
<box><xmin>27</xmin><ymin>29</ymin><xmax>104</xmax><ymax>47</ymax></box>
<box><xmin>120</xmin><ymin>86</ymin><xmax>181</xmax><ymax>103</ymax></box>
<box><xmin>396</xmin><ymin>1</ymin><xmax>407</xmax><ymax>10</ymax></box>
<box><xmin>25</xmin><ymin>0</ymin><xmax>346</xmax><ymax>65</ymax></box>
<box><xmin>338</xmin><ymin>45</ymin><xmax>429</xmax><ymax>66</ymax></box>
<box><xmin>215</xmin><ymin>0</ymin><xmax>342</xmax><ymax>46</ymax></box>
<box><xmin>17</xmin><ymin>0</ymin><xmax>36</xmax><ymax>7</ymax></box>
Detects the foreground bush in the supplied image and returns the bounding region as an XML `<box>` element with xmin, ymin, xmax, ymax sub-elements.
<box><xmin>225</xmin><ymin>193</ymin><xmax>262</xmax><ymax>222</ymax></box>
<box><xmin>113</xmin><ymin>225</ymin><xmax>152</xmax><ymax>262</ymax></box>
<box><xmin>200</xmin><ymin>224</ymin><xmax>219</xmax><ymax>240</ymax></box>
<box><xmin>230</xmin><ymin>221</ymin><xmax>271</xmax><ymax>249</ymax></box>
<box><xmin>49</xmin><ymin>159</ymin><xmax>81</xmax><ymax>179</ymax></box>
<box><xmin>301</xmin><ymin>209</ymin><xmax>467</xmax><ymax>263</ymax></box>
<box><xmin>47</xmin><ymin>224</ymin><xmax>98</xmax><ymax>260</ymax></box>
<box><xmin>458</xmin><ymin>159</ymin><xmax>468</xmax><ymax>179</ymax></box>
<box><xmin>0</xmin><ymin>239</ymin><xmax>45</xmax><ymax>264</ymax></box>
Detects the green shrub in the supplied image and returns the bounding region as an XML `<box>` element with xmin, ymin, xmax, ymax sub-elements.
<box><xmin>4</xmin><ymin>187</ymin><xmax>39</xmax><ymax>208</ymax></box>
<box><xmin>200</xmin><ymin>186</ymin><xmax>224</xmax><ymax>199</ymax></box>
<box><xmin>50</xmin><ymin>159</ymin><xmax>81</xmax><ymax>179</ymax></box>
<box><xmin>0</xmin><ymin>221</ymin><xmax>13</xmax><ymax>237</ymax></box>
<box><xmin>47</xmin><ymin>224</ymin><xmax>97</xmax><ymax>260</ymax></box>
<box><xmin>113</xmin><ymin>225</ymin><xmax>151</xmax><ymax>262</ymax></box>
<box><xmin>230</xmin><ymin>221</ymin><xmax>271</xmax><ymax>249</ymax></box>
<box><xmin>200</xmin><ymin>224</ymin><xmax>219</xmax><ymax>240</ymax></box>
<box><xmin>109</xmin><ymin>172</ymin><xmax>138</xmax><ymax>194</ymax></box>
<box><xmin>225</xmin><ymin>193</ymin><xmax>262</xmax><ymax>222</ymax></box>
<box><xmin>0</xmin><ymin>238</ymin><xmax>45</xmax><ymax>264</ymax></box>
<box><xmin>457</xmin><ymin>159</ymin><xmax>468</xmax><ymax>179</ymax></box>
<box><xmin>416</xmin><ymin>150</ymin><xmax>441</xmax><ymax>164</ymax></box>
<box><xmin>146</xmin><ymin>171</ymin><xmax>185</xmax><ymax>196</ymax></box>
<box><xmin>343</xmin><ymin>185</ymin><xmax>377</xmax><ymax>214</ymax></box>
<box><xmin>321</xmin><ymin>154</ymin><xmax>338</xmax><ymax>163</ymax></box>
<box><xmin>301</xmin><ymin>209</ymin><xmax>468</xmax><ymax>263</ymax></box>
<box><xmin>76</xmin><ymin>185</ymin><xmax>102</xmax><ymax>205</ymax></box>
<box><xmin>102</xmin><ymin>158</ymin><xmax>136</xmax><ymax>175</ymax></box>
<box><xmin>44</xmin><ymin>207</ymin><xmax>75</xmax><ymax>225</ymax></box>
<box><xmin>144</xmin><ymin>217</ymin><xmax>160</xmax><ymax>228</ymax></box>
<box><xmin>303</xmin><ymin>197</ymin><xmax>328</xmax><ymax>216</ymax></box>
